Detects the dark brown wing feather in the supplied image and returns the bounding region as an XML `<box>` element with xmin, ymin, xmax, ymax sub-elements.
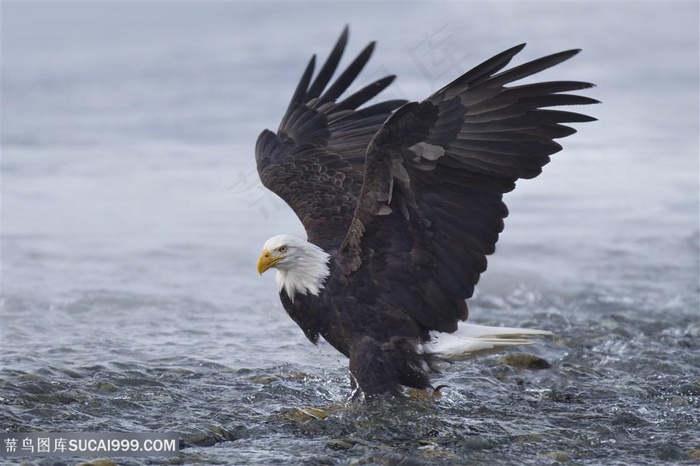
<box><xmin>336</xmin><ymin>44</ymin><xmax>598</xmax><ymax>333</ymax></box>
<box><xmin>255</xmin><ymin>26</ymin><xmax>407</xmax><ymax>250</ymax></box>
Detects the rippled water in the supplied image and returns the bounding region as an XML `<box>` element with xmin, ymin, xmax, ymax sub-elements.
<box><xmin>2</xmin><ymin>3</ymin><xmax>699</xmax><ymax>465</ymax></box>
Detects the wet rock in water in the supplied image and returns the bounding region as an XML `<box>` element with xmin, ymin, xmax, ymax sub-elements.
<box><xmin>275</xmin><ymin>406</ymin><xmax>329</xmax><ymax>422</ymax></box>
<box><xmin>308</xmin><ymin>455</ymin><xmax>336</xmax><ymax>465</ymax></box>
<box><xmin>685</xmin><ymin>447</ymin><xmax>700</xmax><ymax>460</ymax></box>
<box><xmin>77</xmin><ymin>459</ymin><xmax>118</xmax><ymax>466</ymax></box>
<box><xmin>406</xmin><ymin>387</ymin><xmax>429</xmax><ymax>401</ymax></box>
<box><xmin>29</xmin><ymin>388</ymin><xmax>87</xmax><ymax>405</ymax></box>
<box><xmin>657</xmin><ymin>442</ymin><xmax>688</xmax><ymax>461</ymax></box>
<box><xmin>667</xmin><ymin>395</ymin><xmax>689</xmax><ymax>407</ymax></box>
<box><xmin>250</xmin><ymin>371</ymin><xmax>312</xmax><ymax>385</ymax></box>
<box><xmin>407</xmin><ymin>385</ymin><xmax>449</xmax><ymax>401</ymax></box>
<box><xmin>181</xmin><ymin>424</ymin><xmax>246</xmax><ymax>447</ymax></box>
<box><xmin>514</xmin><ymin>433</ymin><xmax>545</xmax><ymax>444</ymax></box>
<box><xmin>58</xmin><ymin>389</ymin><xmax>89</xmax><ymax>403</ymax></box>
<box><xmin>349</xmin><ymin>452</ymin><xmax>422</xmax><ymax>466</ymax></box>
<box><xmin>455</xmin><ymin>436</ymin><xmax>495</xmax><ymax>451</ymax></box>
<box><xmin>417</xmin><ymin>441</ymin><xmax>460</xmax><ymax>462</ymax></box>
<box><xmin>296</xmin><ymin>406</ymin><xmax>329</xmax><ymax>420</ymax></box>
<box><xmin>546</xmin><ymin>387</ymin><xmax>582</xmax><ymax>403</ymax></box>
<box><xmin>611</xmin><ymin>411</ymin><xmax>650</xmax><ymax>427</ymax></box>
<box><xmin>677</xmin><ymin>379</ymin><xmax>700</xmax><ymax>396</ymax></box>
<box><xmin>283</xmin><ymin>371</ymin><xmax>313</xmax><ymax>381</ymax></box>
<box><xmin>250</xmin><ymin>374</ymin><xmax>277</xmax><ymax>384</ymax></box>
<box><xmin>498</xmin><ymin>353</ymin><xmax>552</xmax><ymax>370</ymax></box>
<box><xmin>326</xmin><ymin>438</ymin><xmax>356</xmax><ymax>450</ymax></box>
<box><xmin>18</xmin><ymin>380</ymin><xmax>55</xmax><ymax>395</ymax></box>
<box><xmin>57</xmin><ymin>366</ymin><xmax>84</xmax><ymax>379</ymax></box>
<box><xmin>165</xmin><ymin>456</ymin><xmax>186</xmax><ymax>465</ymax></box>
<box><xmin>184</xmin><ymin>429</ymin><xmax>219</xmax><ymax>446</ymax></box>
<box><xmin>540</xmin><ymin>450</ymin><xmax>572</xmax><ymax>462</ymax></box>
<box><xmin>93</xmin><ymin>381</ymin><xmax>119</xmax><ymax>393</ymax></box>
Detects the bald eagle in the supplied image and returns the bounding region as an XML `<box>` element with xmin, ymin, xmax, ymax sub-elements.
<box><xmin>255</xmin><ymin>27</ymin><xmax>596</xmax><ymax>398</ymax></box>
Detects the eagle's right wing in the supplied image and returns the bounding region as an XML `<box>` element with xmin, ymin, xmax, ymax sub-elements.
<box><xmin>336</xmin><ymin>44</ymin><xmax>598</xmax><ymax>333</ymax></box>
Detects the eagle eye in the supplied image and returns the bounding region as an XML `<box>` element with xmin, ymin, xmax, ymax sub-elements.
<box><xmin>278</xmin><ymin>245</ymin><xmax>288</xmax><ymax>253</ymax></box>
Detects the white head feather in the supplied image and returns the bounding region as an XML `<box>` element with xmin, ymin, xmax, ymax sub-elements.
<box><xmin>259</xmin><ymin>234</ymin><xmax>331</xmax><ymax>301</ymax></box>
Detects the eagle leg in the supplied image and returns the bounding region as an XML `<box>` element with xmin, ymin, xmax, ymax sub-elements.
<box><xmin>348</xmin><ymin>335</ymin><xmax>432</xmax><ymax>398</ymax></box>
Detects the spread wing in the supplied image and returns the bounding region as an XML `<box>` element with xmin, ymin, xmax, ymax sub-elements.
<box><xmin>336</xmin><ymin>44</ymin><xmax>598</xmax><ymax>333</ymax></box>
<box><xmin>255</xmin><ymin>26</ymin><xmax>407</xmax><ymax>251</ymax></box>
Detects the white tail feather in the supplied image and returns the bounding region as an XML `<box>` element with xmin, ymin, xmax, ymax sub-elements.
<box><xmin>423</xmin><ymin>323</ymin><xmax>552</xmax><ymax>361</ymax></box>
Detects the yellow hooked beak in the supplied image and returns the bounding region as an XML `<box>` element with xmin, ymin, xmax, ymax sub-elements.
<box><xmin>257</xmin><ymin>249</ymin><xmax>280</xmax><ymax>275</ymax></box>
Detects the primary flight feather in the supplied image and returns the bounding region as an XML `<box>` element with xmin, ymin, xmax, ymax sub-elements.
<box><xmin>255</xmin><ymin>26</ymin><xmax>597</xmax><ymax>398</ymax></box>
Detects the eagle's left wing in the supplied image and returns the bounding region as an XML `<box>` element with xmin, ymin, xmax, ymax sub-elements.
<box><xmin>255</xmin><ymin>27</ymin><xmax>406</xmax><ymax>251</ymax></box>
<box><xmin>336</xmin><ymin>44</ymin><xmax>598</xmax><ymax>333</ymax></box>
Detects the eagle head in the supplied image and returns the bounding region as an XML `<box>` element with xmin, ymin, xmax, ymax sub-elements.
<box><xmin>257</xmin><ymin>234</ymin><xmax>308</xmax><ymax>275</ymax></box>
<box><xmin>256</xmin><ymin>234</ymin><xmax>331</xmax><ymax>300</ymax></box>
